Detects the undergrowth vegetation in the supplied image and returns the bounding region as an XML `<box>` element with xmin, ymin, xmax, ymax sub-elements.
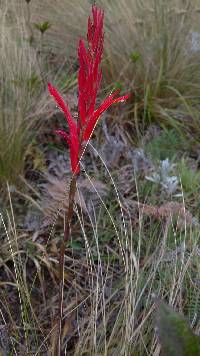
<box><xmin>1</xmin><ymin>0</ymin><xmax>200</xmax><ymax>355</ymax></box>
<box><xmin>0</xmin><ymin>2</ymin><xmax>41</xmax><ymax>187</ymax></box>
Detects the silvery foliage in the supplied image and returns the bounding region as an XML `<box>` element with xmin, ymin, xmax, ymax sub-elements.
<box><xmin>145</xmin><ymin>158</ymin><xmax>180</xmax><ymax>196</ymax></box>
<box><xmin>190</xmin><ymin>31</ymin><xmax>200</xmax><ymax>53</ymax></box>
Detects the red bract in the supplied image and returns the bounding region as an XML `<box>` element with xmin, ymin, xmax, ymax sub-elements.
<box><xmin>78</xmin><ymin>6</ymin><xmax>104</xmax><ymax>130</ymax></box>
<box><xmin>48</xmin><ymin>83</ymin><xmax>80</xmax><ymax>174</ymax></box>
<box><xmin>78</xmin><ymin>6</ymin><xmax>130</xmax><ymax>141</ymax></box>
<box><xmin>83</xmin><ymin>90</ymin><xmax>130</xmax><ymax>141</ymax></box>
<box><xmin>48</xmin><ymin>5</ymin><xmax>130</xmax><ymax>174</ymax></box>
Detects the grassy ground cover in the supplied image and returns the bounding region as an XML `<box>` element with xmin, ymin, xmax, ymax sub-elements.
<box><xmin>1</xmin><ymin>0</ymin><xmax>200</xmax><ymax>354</ymax></box>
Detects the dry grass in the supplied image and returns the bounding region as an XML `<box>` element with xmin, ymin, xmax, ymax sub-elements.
<box><xmin>1</xmin><ymin>137</ymin><xmax>200</xmax><ymax>354</ymax></box>
<box><xmin>1</xmin><ymin>167</ymin><xmax>200</xmax><ymax>354</ymax></box>
<box><xmin>0</xmin><ymin>1</ymin><xmax>55</xmax><ymax>189</ymax></box>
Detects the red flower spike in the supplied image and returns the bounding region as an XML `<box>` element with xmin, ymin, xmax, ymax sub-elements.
<box><xmin>48</xmin><ymin>5</ymin><xmax>130</xmax><ymax>175</ymax></box>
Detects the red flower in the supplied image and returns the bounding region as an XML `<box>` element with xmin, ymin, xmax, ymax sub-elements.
<box><xmin>48</xmin><ymin>5</ymin><xmax>130</xmax><ymax>174</ymax></box>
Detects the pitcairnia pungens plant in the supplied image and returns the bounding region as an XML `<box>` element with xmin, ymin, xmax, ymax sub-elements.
<box><xmin>48</xmin><ymin>5</ymin><xmax>130</xmax><ymax>354</ymax></box>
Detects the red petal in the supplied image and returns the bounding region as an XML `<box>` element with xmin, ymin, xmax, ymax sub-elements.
<box><xmin>83</xmin><ymin>91</ymin><xmax>130</xmax><ymax>141</ymax></box>
<box><xmin>111</xmin><ymin>93</ymin><xmax>131</xmax><ymax>103</ymax></box>
<box><xmin>55</xmin><ymin>130</ymin><xmax>80</xmax><ymax>174</ymax></box>
<box><xmin>55</xmin><ymin>130</ymin><xmax>70</xmax><ymax>146</ymax></box>
<box><xmin>48</xmin><ymin>83</ymin><xmax>77</xmax><ymax>135</ymax></box>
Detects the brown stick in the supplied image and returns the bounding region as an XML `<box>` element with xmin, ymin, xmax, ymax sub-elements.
<box><xmin>56</xmin><ymin>174</ymin><xmax>78</xmax><ymax>355</ymax></box>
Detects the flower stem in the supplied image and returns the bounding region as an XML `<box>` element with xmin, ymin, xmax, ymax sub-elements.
<box><xmin>56</xmin><ymin>174</ymin><xmax>77</xmax><ymax>355</ymax></box>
